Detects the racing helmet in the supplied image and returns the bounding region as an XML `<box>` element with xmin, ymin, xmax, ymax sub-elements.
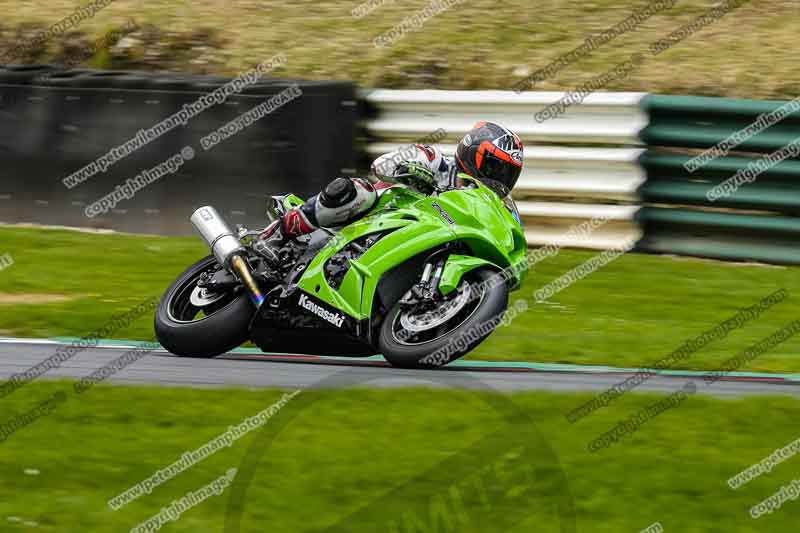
<box><xmin>455</xmin><ymin>122</ymin><xmax>523</xmax><ymax>196</ymax></box>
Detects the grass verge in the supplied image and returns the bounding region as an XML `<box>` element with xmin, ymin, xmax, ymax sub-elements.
<box><xmin>0</xmin><ymin>381</ymin><xmax>798</xmax><ymax>532</ymax></box>
<box><xmin>1</xmin><ymin>0</ymin><xmax>799</xmax><ymax>99</ymax></box>
<box><xmin>2</xmin><ymin>226</ymin><xmax>800</xmax><ymax>372</ymax></box>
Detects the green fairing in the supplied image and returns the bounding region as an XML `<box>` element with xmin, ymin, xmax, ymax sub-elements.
<box><xmin>282</xmin><ymin>194</ymin><xmax>305</xmax><ymax>210</ymax></box>
<box><xmin>296</xmin><ymin>175</ymin><xmax>528</xmax><ymax>320</ymax></box>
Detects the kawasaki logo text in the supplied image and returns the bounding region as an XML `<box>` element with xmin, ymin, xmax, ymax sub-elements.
<box><xmin>298</xmin><ymin>294</ymin><xmax>345</xmax><ymax>328</ymax></box>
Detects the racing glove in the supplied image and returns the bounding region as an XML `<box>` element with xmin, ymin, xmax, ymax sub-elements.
<box><xmin>393</xmin><ymin>161</ymin><xmax>437</xmax><ymax>193</ymax></box>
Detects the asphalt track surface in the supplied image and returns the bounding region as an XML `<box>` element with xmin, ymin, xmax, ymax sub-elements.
<box><xmin>1</xmin><ymin>338</ymin><xmax>800</xmax><ymax>397</ymax></box>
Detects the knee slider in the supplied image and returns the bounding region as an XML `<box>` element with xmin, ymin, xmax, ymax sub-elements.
<box><xmin>320</xmin><ymin>177</ymin><xmax>357</xmax><ymax>208</ymax></box>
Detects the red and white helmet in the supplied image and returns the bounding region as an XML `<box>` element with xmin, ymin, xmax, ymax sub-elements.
<box><xmin>455</xmin><ymin>122</ymin><xmax>523</xmax><ymax>195</ymax></box>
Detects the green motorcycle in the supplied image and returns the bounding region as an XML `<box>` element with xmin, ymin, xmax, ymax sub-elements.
<box><xmin>154</xmin><ymin>174</ymin><xmax>528</xmax><ymax>368</ymax></box>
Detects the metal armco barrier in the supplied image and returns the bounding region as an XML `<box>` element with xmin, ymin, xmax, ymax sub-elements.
<box><xmin>638</xmin><ymin>94</ymin><xmax>800</xmax><ymax>265</ymax></box>
<box><xmin>361</xmin><ymin>89</ymin><xmax>648</xmax><ymax>251</ymax></box>
<box><xmin>0</xmin><ymin>65</ymin><xmax>357</xmax><ymax>234</ymax></box>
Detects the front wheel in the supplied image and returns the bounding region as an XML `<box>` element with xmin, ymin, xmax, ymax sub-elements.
<box><xmin>378</xmin><ymin>268</ymin><xmax>508</xmax><ymax>368</ymax></box>
<box><xmin>155</xmin><ymin>255</ymin><xmax>254</xmax><ymax>358</ymax></box>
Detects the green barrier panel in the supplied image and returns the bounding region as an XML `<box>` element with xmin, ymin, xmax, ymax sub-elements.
<box><xmin>636</xmin><ymin>207</ymin><xmax>800</xmax><ymax>234</ymax></box>
<box><xmin>642</xmin><ymin>94</ymin><xmax>798</xmax><ymax>117</ymax></box>
<box><xmin>635</xmin><ymin>207</ymin><xmax>800</xmax><ymax>264</ymax></box>
<box><xmin>638</xmin><ymin>152</ymin><xmax>800</xmax><ymax>213</ymax></box>
<box><xmin>640</xmin><ymin>94</ymin><xmax>800</xmax><ymax>153</ymax></box>
<box><xmin>637</xmin><ymin>233</ymin><xmax>800</xmax><ymax>265</ymax></box>
<box><xmin>636</xmin><ymin>95</ymin><xmax>800</xmax><ymax>265</ymax></box>
<box><xmin>640</xmin><ymin>152</ymin><xmax>800</xmax><ymax>180</ymax></box>
<box><xmin>640</xmin><ymin>180</ymin><xmax>800</xmax><ymax>212</ymax></box>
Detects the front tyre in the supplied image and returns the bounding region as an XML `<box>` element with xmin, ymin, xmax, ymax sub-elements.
<box><xmin>155</xmin><ymin>255</ymin><xmax>254</xmax><ymax>358</ymax></box>
<box><xmin>378</xmin><ymin>268</ymin><xmax>508</xmax><ymax>369</ymax></box>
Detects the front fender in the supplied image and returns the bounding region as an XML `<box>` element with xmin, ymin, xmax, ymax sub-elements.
<box><xmin>438</xmin><ymin>255</ymin><xmax>499</xmax><ymax>295</ymax></box>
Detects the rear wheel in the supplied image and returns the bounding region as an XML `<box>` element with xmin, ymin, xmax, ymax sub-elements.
<box><xmin>378</xmin><ymin>268</ymin><xmax>508</xmax><ymax>368</ymax></box>
<box><xmin>155</xmin><ymin>255</ymin><xmax>254</xmax><ymax>357</ymax></box>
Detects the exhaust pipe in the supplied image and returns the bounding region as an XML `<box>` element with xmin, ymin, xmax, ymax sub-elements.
<box><xmin>190</xmin><ymin>206</ymin><xmax>243</xmax><ymax>266</ymax></box>
<box><xmin>190</xmin><ymin>206</ymin><xmax>264</xmax><ymax>307</ymax></box>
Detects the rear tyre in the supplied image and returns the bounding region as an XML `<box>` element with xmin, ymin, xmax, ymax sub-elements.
<box><xmin>378</xmin><ymin>268</ymin><xmax>508</xmax><ymax>369</ymax></box>
<box><xmin>155</xmin><ymin>255</ymin><xmax>254</xmax><ymax>358</ymax></box>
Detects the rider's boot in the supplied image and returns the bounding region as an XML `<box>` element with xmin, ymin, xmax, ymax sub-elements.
<box><xmin>253</xmin><ymin>207</ymin><xmax>315</xmax><ymax>267</ymax></box>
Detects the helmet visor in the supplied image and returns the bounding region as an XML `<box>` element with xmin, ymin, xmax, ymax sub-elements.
<box><xmin>478</xmin><ymin>152</ymin><xmax>522</xmax><ymax>195</ymax></box>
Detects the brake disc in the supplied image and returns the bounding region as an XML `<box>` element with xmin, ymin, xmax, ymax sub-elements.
<box><xmin>399</xmin><ymin>284</ymin><xmax>473</xmax><ymax>333</ymax></box>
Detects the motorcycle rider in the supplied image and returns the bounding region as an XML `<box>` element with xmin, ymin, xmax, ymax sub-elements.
<box><xmin>256</xmin><ymin>121</ymin><xmax>524</xmax><ymax>264</ymax></box>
